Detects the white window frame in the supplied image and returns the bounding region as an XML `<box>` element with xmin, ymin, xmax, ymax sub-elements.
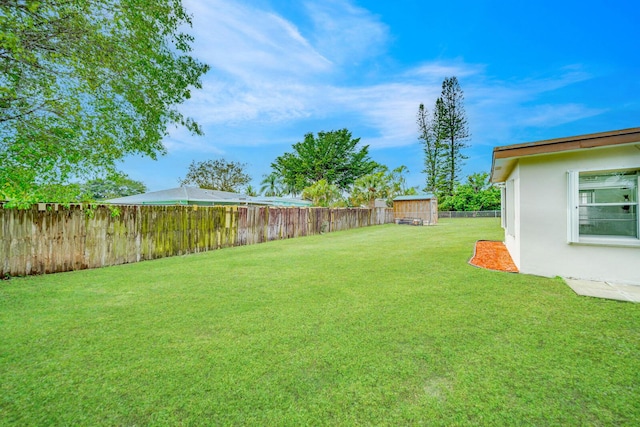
<box><xmin>567</xmin><ymin>169</ymin><xmax>640</xmax><ymax>247</ymax></box>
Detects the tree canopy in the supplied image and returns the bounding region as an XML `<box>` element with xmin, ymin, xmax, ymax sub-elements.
<box><xmin>0</xmin><ymin>0</ymin><xmax>209</xmax><ymax>206</ymax></box>
<box><xmin>349</xmin><ymin>166</ymin><xmax>417</xmax><ymax>208</ymax></box>
<box><xmin>81</xmin><ymin>172</ymin><xmax>147</xmax><ymax>200</ymax></box>
<box><xmin>438</xmin><ymin>76</ymin><xmax>470</xmax><ymax>196</ymax></box>
<box><xmin>271</xmin><ymin>129</ymin><xmax>379</xmax><ymax>194</ymax></box>
<box><xmin>179</xmin><ymin>159</ymin><xmax>251</xmax><ymax>193</ymax></box>
<box><xmin>301</xmin><ymin>179</ymin><xmax>342</xmax><ymax>207</ymax></box>
<box><xmin>438</xmin><ymin>172</ymin><xmax>500</xmax><ymax>211</ymax></box>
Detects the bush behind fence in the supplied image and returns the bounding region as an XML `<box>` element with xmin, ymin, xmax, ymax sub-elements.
<box><xmin>1</xmin><ymin>205</ymin><xmax>394</xmax><ymax>277</ymax></box>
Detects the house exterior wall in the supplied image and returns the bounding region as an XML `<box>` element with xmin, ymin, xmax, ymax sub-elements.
<box><xmin>505</xmin><ymin>144</ymin><xmax>640</xmax><ymax>284</ymax></box>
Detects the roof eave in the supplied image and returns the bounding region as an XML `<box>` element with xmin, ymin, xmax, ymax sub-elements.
<box><xmin>490</xmin><ymin>127</ymin><xmax>640</xmax><ymax>183</ymax></box>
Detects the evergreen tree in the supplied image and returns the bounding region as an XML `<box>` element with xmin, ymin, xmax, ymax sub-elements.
<box><xmin>437</xmin><ymin>76</ymin><xmax>470</xmax><ymax>196</ymax></box>
<box><xmin>417</xmin><ymin>102</ymin><xmax>446</xmax><ymax>194</ymax></box>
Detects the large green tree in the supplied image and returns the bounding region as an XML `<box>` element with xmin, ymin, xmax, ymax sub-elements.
<box><xmin>438</xmin><ymin>172</ymin><xmax>500</xmax><ymax>211</ymax></box>
<box><xmin>271</xmin><ymin>129</ymin><xmax>379</xmax><ymax>194</ymax></box>
<box><xmin>437</xmin><ymin>76</ymin><xmax>470</xmax><ymax>196</ymax></box>
<box><xmin>81</xmin><ymin>172</ymin><xmax>147</xmax><ymax>200</ymax></box>
<box><xmin>0</xmin><ymin>0</ymin><xmax>209</xmax><ymax>206</ymax></box>
<box><xmin>179</xmin><ymin>159</ymin><xmax>251</xmax><ymax>193</ymax></box>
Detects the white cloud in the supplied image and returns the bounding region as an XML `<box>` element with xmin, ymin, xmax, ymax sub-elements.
<box><xmin>518</xmin><ymin>104</ymin><xmax>605</xmax><ymax>127</ymax></box>
<box><xmin>465</xmin><ymin>66</ymin><xmax>600</xmax><ymax>145</ymax></box>
<box><xmin>176</xmin><ymin>0</ymin><xmax>601</xmax><ymax>154</ymax></box>
<box><xmin>406</xmin><ymin>61</ymin><xmax>486</xmax><ymax>80</ymax></box>
<box><xmin>163</xmin><ymin>126</ymin><xmax>226</xmax><ymax>155</ymax></box>
<box><xmin>324</xmin><ymin>83</ymin><xmax>441</xmax><ymax>148</ymax></box>
<box><xmin>304</xmin><ymin>0</ymin><xmax>389</xmax><ymax>65</ymax></box>
<box><xmin>184</xmin><ymin>0</ymin><xmax>332</xmax><ymax>81</ymax></box>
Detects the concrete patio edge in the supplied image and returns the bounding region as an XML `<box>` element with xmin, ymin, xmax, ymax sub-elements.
<box><xmin>563</xmin><ymin>278</ymin><xmax>640</xmax><ymax>303</ymax></box>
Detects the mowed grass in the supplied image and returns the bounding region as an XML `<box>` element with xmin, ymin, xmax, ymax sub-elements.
<box><xmin>1</xmin><ymin>218</ymin><xmax>639</xmax><ymax>425</ymax></box>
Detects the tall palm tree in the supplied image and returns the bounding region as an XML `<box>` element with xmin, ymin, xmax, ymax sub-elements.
<box><xmin>350</xmin><ymin>172</ymin><xmax>390</xmax><ymax>208</ymax></box>
<box><xmin>259</xmin><ymin>172</ymin><xmax>283</xmax><ymax>197</ymax></box>
<box><xmin>391</xmin><ymin>165</ymin><xmax>409</xmax><ymax>194</ymax></box>
<box><xmin>244</xmin><ymin>185</ymin><xmax>258</xmax><ymax>197</ymax></box>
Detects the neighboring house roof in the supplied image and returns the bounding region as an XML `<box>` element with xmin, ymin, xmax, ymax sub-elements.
<box><xmin>393</xmin><ymin>193</ymin><xmax>436</xmax><ymax>201</ymax></box>
<box><xmin>491</xmin><ymin>127</ymin><xmax>640</xmax><ymax>183</ymax></box>
<box><xmin>104</xmin><ymin>187</ymin><xmax>312</xmax><ymax>207</ymax></box>
<box><xmin>251</xmin><ymin>196</ymin><xmax>312</xmax><ymax>207</ymax></box>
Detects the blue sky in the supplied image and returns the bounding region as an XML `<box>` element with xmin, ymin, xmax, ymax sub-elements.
<box><xmin>120</xmin><ymin>0</ymin><xmax>640</xmax><ymax>192</ymax></box>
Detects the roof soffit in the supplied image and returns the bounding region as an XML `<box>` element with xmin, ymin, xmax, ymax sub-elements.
<box><xmin>490</xmin><ymin>127</ymin><xmax>640</xmax><ymax>183</ymax></box>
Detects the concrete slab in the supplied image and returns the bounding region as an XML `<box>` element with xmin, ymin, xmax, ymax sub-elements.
<box><xmin>615</xmin><ymin>283</ymin><xmax>640</xmax><ymax>302</ymax></box>
<box><xmin>563</xmin><ymin>278</ymin><xmax>640</xmax><ymax>303</ymax></box>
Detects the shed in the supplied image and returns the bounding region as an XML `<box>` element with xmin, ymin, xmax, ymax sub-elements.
<box><xmin>393</xmin><ymin>194</ymin><xmax>438</xmax><ymax>225</ymax></box>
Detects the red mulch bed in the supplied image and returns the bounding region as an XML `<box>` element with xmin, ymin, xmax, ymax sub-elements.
<box><xmin>469</xmin><ymin>240</ymin><xmax>519</xmax><ymax>273</ymax></box>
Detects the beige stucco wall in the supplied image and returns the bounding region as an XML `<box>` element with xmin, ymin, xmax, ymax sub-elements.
<box><xmin>504</xmin><ymin>144</ymin><xmax>640</xmax><ymax>285</ymax></box>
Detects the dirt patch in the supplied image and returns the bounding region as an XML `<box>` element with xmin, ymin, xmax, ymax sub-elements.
<box><xmin>469</xmin><ymin>240</ymin><xmax>519</xmax><ymax>273</ymax></box>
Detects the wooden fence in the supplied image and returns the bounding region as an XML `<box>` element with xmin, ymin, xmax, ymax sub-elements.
<box><xmin>0</xmin><ymin>204</ymin><xmax>394</xmax><ymax>276</ymax></box>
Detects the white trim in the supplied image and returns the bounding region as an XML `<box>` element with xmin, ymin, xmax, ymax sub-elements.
<box><xmin>567</xmin><ymin>170</ymin><xmax>579</xmax><ymax>243</ymax></box>
<box><xmin>572</xmin><ymin>236</ymin><xmax>640</xmax><ymax>248</ymax></box>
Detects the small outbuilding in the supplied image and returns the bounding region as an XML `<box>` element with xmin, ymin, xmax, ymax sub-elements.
<box><xmin>393</xmin><ymin>194</ymin><xmax>438</xmax><ymax>225</ymax></box>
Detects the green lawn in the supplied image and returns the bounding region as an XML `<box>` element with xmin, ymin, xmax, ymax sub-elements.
<box><xmin>1</xmin><ymin>218</ymin><xmax>639</xmax><ymax>425</ymax></box>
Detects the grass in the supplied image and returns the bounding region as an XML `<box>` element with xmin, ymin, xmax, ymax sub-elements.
<box><xmin>1</xmin><ymin>218</ymin><xmax>639</xmax><ymax>425</ymax></box>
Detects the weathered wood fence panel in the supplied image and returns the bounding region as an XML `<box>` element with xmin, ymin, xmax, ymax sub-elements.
<box><xmin>0</xmin><ymin>205</ymin><xmax>393</xmax><ymax>276</ymax></box>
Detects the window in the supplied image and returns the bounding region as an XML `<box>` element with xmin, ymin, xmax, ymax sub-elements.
<box><xmin>500</xmin><ymin>185</ymin><xmax>506</xmax><ymax>229</ymax></box>
<box><xmin>568</xmin><ymin>169</ymin><xmax>640</xmax><ymax>244</ymax></box>
<box><xmin>505</xmin><ymin>179</ymin><xmax>515</xmax><ymax>237</ymax></box>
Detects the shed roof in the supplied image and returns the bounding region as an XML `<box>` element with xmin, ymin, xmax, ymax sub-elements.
<box><xmin>491</xmin><ymin>127</ymin><xmax>640</xmax><ymax>183</ymax></box>
<box><xmin>393</xmin><ymin>193</ymin><xmax>435</xmax><ymax>201</ymax></box>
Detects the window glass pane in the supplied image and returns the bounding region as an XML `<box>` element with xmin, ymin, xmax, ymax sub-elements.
<box><xmin>578</xmin><ymin>171</ymin><xmax>638</xmax><ymax>238</ymax></box>
<box><xmin>579</xmin><ymin>205</ymin><xmax>637</xmax><ymax>236</ymax></box>
<box><xmin>580</xmin><ymin>187</ymin><xmax>636</xmax><ymax>203</ymax></box>
<box><xmin>579</xmin><ymin>172</ymin><xmax>636</xmax><ymax>192</ymax></box>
